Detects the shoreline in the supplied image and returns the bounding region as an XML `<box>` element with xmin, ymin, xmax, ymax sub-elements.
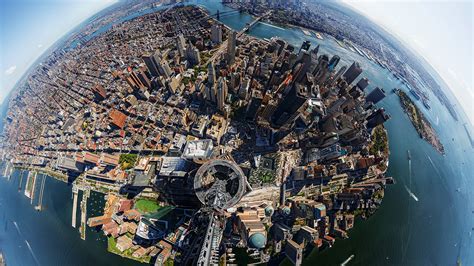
<box><xmin>395</xmin><ymin>89</ymin><xmax>445</xmax><ymax>154</ymax></box>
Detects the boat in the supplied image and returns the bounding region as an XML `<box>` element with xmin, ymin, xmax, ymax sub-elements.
<box><xmin>409</xmin><ymin>89</ymin><xmax>421</xmax><ymax>100</ymax></box>
<box><xmin>341</xmin><ymin>255</ymin><xmax>355</xmax><ymax>266</ymax></box>
<box><xmin>407</xmin><ymin>150</ymin><xmax>411</xmax><ymax>160</ymax></box>
<box><xmin>422</xmin><ymin>99</ymin><xmax>431</xmax><ymax>110</ymax></box>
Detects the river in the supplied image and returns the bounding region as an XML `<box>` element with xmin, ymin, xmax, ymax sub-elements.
<box><xmin>1</xmin><ymin>0</ymin><xmax>473</xmax><ymax>265</ymax></box>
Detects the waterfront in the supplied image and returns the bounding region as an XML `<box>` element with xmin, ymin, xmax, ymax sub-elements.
<box><xmin>1</xmin><ymin>0</ymin><xmax>473</xmax><ymax>265</ymax></box>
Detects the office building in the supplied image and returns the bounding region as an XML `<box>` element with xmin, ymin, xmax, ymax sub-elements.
<box><xmin>227</xmin><ymin>30</ymin><xmax>237</xmax><ymax>64</ymax></box>
<box><xmin>366</xmin><ymin>108</ymin><xmax>390</xmax><ymax>129</ymax></box>
<box><xmin>211</xmin><ymin>24</ymin><xmax>223</xmax><ymax>44</ymax></box>
<box><xmin>366</xmin><ymin>87</ymin><xmax>386</xmax><ymax>104</ymax></box>
<box><xmin>285</xmin><ymin>239</ymin><xmax>303</xmax><ymax>266</ymax></box>
<box><xmin>271</xmin><ymin>84</ymin><xmax>309</xmax><ymax>128</ymax></box>
<box><xmin>356</xmin><ymin>77</ymin><xmax>369</xmax><ymax>90</ymax></box>
<box><xmin>343</xmin><ymin>62</ymin><xmax>362</xmax><ymax>85</ymax></box>
<box><xmin>246</xmin><ymin>89</ymin><xmax>263</xmax><ymax>120</ymax></box>
<box><xmin>217</xmin><ymin>77</ymin><xmax>227</xmax><ymax>111</ymax></box>
<box><xmin>142</xmin><ymin>53</ymin><xmax>160</xmax><ymax>77</ymax></box>
<box><xmin>176</xmin><ymin>34</ymin><xmax>186</xmax><ymax>57</ymax></box>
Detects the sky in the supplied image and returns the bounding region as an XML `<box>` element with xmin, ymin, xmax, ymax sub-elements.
<box><xmin>0</xmin><ymin>0</ymin><xmax>116</xmax><ymax>104</ymax></box>
<box><xmin>342</xmin><ymin>0</ymin><xmax>473</xmax><ymax>124</ymax></box>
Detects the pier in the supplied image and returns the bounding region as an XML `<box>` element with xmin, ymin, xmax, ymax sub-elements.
<box><xmin>72</xmin><ymin>185</ymin><xmax>79</xmax><ymax>228</ymax></box>
<box><xmin>79</xmin><ymin>187</ymin><xmax>90</xmax><ymax>240</ymax></box>
<box><xmin>71</xmin><ymin>183</ymin><xmax>91</xmax><ymax>240</ymax></box>
<box><xmin>29</xmin><ymin>172</ymin><xmax>38</xmax><ymax>204</ymax></box>
<box><xmin>35</xmin><ymin>175</ymin><xmax>47</xmax><ymax>211</ymax></box>
<box><xmin>18</xmin><ymin>170</ymin><xmax>24</xmax><ymax>192</ymax></box>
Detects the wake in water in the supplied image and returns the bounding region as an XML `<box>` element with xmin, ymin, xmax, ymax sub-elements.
<box><xmin>341</xmin><ymin>254</ymin><xmax>355</xmax><ymax>266</ymax></box>
<box><xmin>25</xmin><ymin>240</ymin><xmax>40</xmax><ymax>265</ymax></box>
<box><xmin>405</xmin><ymin>185</ymin><xmax>419</xmax><ymax>202</ymax></box>
<box><xmin>13</xmin><ymin>221</ymin><xmax>40</xmax><ymax>265</ymax></box>
<box><xmin>427</xmin><ymin>155</ymin><xmax>442</xmax><ymax>176</ymax></box>
<box><xmin>259</xmin><ymin>22</ymin><xmax>286</xmax><ymax>31</ymax></box>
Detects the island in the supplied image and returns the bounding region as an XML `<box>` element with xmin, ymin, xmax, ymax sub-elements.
<box><xmin>395</xmin><ymin>89</ymin><xmax>445</xmax><ymax>154</ymax></box>
<box><xmin>0</xmin><ymin>3</ymin><xmax>395</xmax><ymax>266</ymax></box>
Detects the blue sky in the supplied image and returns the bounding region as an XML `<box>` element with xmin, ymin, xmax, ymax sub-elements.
<box><xmin>0</xmin><ymin>0</ymin><xmax>115</xmax><ymax>102</ymax></box>
<box><xmin>0</xmin><ymin>0</ymin><xmax>472</xmax><ymax>123</ymax></box>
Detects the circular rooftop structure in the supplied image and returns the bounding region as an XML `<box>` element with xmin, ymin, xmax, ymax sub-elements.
<box><xmin>194</xmin><ymin>159</ymin><xmax>246</xmax><ymax>211</ymax></box>
<box><xmin>249</xmin><ymin>233</ymin><xmax>266</xmax><ymax>249</ymax></box>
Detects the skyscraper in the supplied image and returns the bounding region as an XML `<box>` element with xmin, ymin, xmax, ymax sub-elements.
<box><xmin>329</xmin><ymin>65</ymin><xmax>347</xmax><ymax>86</ymax></box>
<box><xmin>343</xmin><ymin>62</ymin><xmax>362</xmax><ymax>85</ymax></box>
<box><xmin>327</xmin><ymin>55</ymin><xmax>340</xmax><ymax>71</ymax></box>
<box><xmin>356</xmin><ymin>77</ymin><xmax>369</xmax><ymax>90</ymax></box>
<box><xmin>299</xmin><ymin>40</ymin><xmax>311</xmax><ymax>54</ymax></box>
<box><xmin>142</xmin><ymin>53</ymin><xmax>160</xmax><ymax>77</ymax></box>
<box><xmin>246</xmin><ymin>89</ymin><xmax>263</xmax><ymax>120</ymax></box>
<box><xmin>159</xmin><ymin>59</ymin><xmax>173</xmax><ymax>79</ymax></box>
<box><xmin>211</xmin><ymin>24</ymin><xmax>223</xmax><ymax>44</ymax></box>
<box><xmin>366</xmin><ymin>108</ymin><xmax>390</xmax><ymax>129</ymax></box>
<box><xmin>227</xmin><ymin>30</ymin><xmax>237</xmax><ymax>65</ymax></box>
<box><xmin>185</xmin><ymin>42</ymin><xmax>201</xmax><ymax>66</ymax></box>
<box><xmin>271</xmin><ymin>84</ymin><xmax>309</xmax><ymax>128</ymax></box>
<box><xmin>176</xmin><ymin>34</ymin><xmax>186</xmax><ymax>57</ymax></box>
<box><xmin>366</xmin><ymin>87</ymin><xmax>386</xmax><ymax>104</ymax></box>
<box><xmin>207</xmin><ymin>62</ymin><xmax>216</xmax><ymax>87</ymax></box>
<box><xmin>217</xmin><ymin>77</ymin><xmax>227</xmax><ymax>111</ymax></box>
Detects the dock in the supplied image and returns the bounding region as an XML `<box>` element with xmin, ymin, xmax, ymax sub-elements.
<box><xmin>29</xmin><ymin>172</ymin><xmax>38</xmax><ymax>204</ymax></box>
<box><xmin>35</xmin><ymin>175</ymin><xmax>47</xmax><ymax>211</ymax></box>
<box><xmin>79</xmin><ymin>187</ymin><xmax>90</xmax><ymax>240</ymax></box>
<box><xmin>18</xmin><ymin>170</ymin><xmax>24</xmax><ymax>192</ymax></box>
<box><xmin>72</xmin><ymin>185</ymin><xmax>79</xmax><ymax>228</ymax></box>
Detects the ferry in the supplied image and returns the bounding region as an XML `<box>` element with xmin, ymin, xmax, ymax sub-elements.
<box><xmin>422</xmin><ymin>99</ymin><xmax>431</xmax><ymax>110</ymax></box>
<box><xmin>314</xmin><ymin>32</ymin><xmax>324</xmax><ymax>40</ymax></box>
<box><xmin>409</xmin><ymin>89</ymin><xmax>421</xmax><ymax>100</ymax></box>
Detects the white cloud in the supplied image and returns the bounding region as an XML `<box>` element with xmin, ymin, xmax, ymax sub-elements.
<box><xmin>4</xmin><ymin>65</ymin><xmax>17</xmax><ymax>76</ymax></box>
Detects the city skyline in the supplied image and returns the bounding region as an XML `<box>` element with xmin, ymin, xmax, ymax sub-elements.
<box><xmin>1</xmin><ymin>1</ymin><xmax>472</xmax><ymax>125</ymax></box>
<box><xmin>343</xmin><ymin>0</ymin><xmax>473</xmax><ymax>125</ymax></box>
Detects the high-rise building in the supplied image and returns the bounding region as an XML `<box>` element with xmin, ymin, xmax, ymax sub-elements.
<box><xmin>159</xmin><ymin>59</ymin><xmax>173</xmax><ymax>79</ymax></box>
<box><xmin>176</xmin><ymin>34</ymin><xmax>186</xmax><ymax>57</ymax></box>
<box><xmin>142</xmin><ymin>53</ymin><xmax>160</xmax><ymax>77</ymax></box>
<box><xmin>246</xmin><ymin>89</ymin><xmax>263</xmax><ymax>120</ymax></box>
<box><xmin>227</xmin><ymin>30</ymin><xmax>237</xmax><ymax>65</ymax></box>
<box><xmin>343</xmin><ymin>62</ymin><xmax>362</xmax><ymax>85</ymax></box>
<box><xmin>366</xmin><ymin>108</ymin><xmax>390</xmax><ymax>129</ymax></box>
<box><xmin>217</xmin><ymin>77</ymin><xmax>227</xmax><ymax>111</ymax></box>
<box><xmin>271</xmin><ymin>84</ymin><xmax>309</xmax><ymax>128</ymax></box>
<box><xmin>356</xmin><ymin>77</ymin><xmax>369</xmax><ymax>90</ymax></box>
<box><xmin>329</xmin><ymin>65</ymin><xmax>347</xmax><ymax>86</ymax></box>
<box><xmin>285</xmin><ymin>239</ymin><xmax>303</xmax><ymax>266</ymax></box>
<box><xmin>328</xmin><ymin>55</ymin><xmax>340</xmax><ymax>71</ymax></box>
<box><xmin>185</xmin><ymin>42</ymin><xmax>201</xmax><ymax>66</ymax></box>
<box><xmin>313</xmin><ymin>54</ymin><xmax>329</xmax><ymax>85</ymax></box>
<box><xmin>207</xmin><ymin>62</ymin><xmax>216</xmax><ymax>87</ymax></box>
<box><xmin>366</xmin><ymin>87</ymin><xmax>386</xmax><ymax>104</ymax></box>
<box><xmin>293</xmin><ymin>51</ymin><xmax>312</xmax><ymax>83</ymax></box>
<box><xmin>299</xmin><ymin>40</ymin><xmax>311</xmax><ymax>54</ymax></box>
<box><xmin>211</xmin><ymin>24</ymin><xmax>223</xmax><ymax>44</ymax></box>
<box><xmin>239</xmin><ymin>77</ymin><xmax>250</xmax><ymax>99</ymax></box>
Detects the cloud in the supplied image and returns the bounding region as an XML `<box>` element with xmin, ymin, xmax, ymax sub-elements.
<box><xmin>4</xmin><ymin>65</ymin><xmax>17</xmax><ymax>76</ymax></box>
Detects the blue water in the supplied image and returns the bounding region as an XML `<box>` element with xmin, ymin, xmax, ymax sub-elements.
<box><xmin>1</xmin><ymin>0</ymin><xmax>473</xmax><ymax>265</ymax></box>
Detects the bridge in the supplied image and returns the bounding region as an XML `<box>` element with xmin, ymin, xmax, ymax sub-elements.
<box><xmin>206</xmin><ymin>11</ymin><xmax>272</xmax><ymax>65</ymax></box>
